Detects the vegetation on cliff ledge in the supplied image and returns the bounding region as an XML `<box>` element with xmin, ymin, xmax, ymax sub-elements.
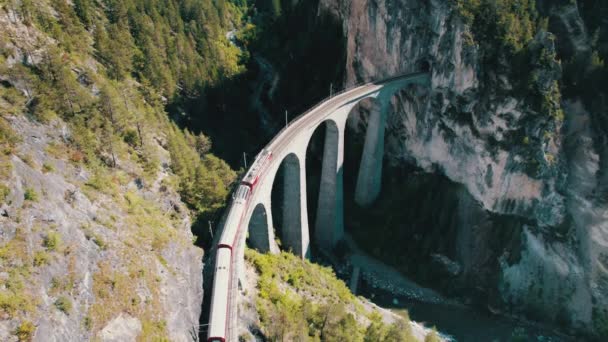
<box><xmin>245</xmin><ymin>249</ymin><xmax>422</xmax><ymax>342</ymax></box>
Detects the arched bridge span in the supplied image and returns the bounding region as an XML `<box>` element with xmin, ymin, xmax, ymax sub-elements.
<box><xmin>207</xmin><ymin>72</ymin><xmax>430</xmax><ymax>342</ymax></box>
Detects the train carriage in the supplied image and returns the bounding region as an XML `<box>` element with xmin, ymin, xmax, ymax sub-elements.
<box><xmin>207</xmin><ymin>151</ymin><xmax>272</xmax><ymax>342</ymax></box>
<box><xmin>241</xmin><ymin>149</ymin><xmax>272</xmax><ymax>187</ymax></box>
<box><xmin>206</xmin><ymin>248</ymin><xmax>231</xmax><ymax>342</ymax></box>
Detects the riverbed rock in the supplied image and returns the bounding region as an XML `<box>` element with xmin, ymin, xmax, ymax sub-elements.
<box><xmin>431</xmin><ymin>254</ymin><xmax>462</xmax><ymax>277</ymax></box>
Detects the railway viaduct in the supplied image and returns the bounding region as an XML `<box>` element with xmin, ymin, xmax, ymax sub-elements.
<box><xmin>214</xmin><ymin>72</ymin><xmax>430</xmax><ymax>341</ymax></box>
<box><xmin>244</xmin><ymin>72</ymin><xmax>430</xmax><ymax>259</ymax></box>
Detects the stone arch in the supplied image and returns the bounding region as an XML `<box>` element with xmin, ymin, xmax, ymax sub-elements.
<box><xmin>309</xmin><ymin>119</ymin><xmax>344</xmax><ymax>251</ymax></box>
<box><xmin>271</xmin><ymin>152</ymin><xmax>310</xmax><ymax>258</ymax></box>
<box><xmin>247</xmin><ymin>203</ymin><xmax>272</xmax><ymax>253</ymax></box>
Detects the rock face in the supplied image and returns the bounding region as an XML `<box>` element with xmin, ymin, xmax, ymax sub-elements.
<box><xmin>321</xmin><ymin>0</ymin><xmax>608</xmax><ymax>336</ymax></box>
<box><xmin>0</xmin><ymin>115</ymin><xmax>203</xmax><ymax>342</ymax></box>
<box><xmin>0</xmin><ymin>8</ymin><xmax>203</xmax><ymax>341</ymax></box>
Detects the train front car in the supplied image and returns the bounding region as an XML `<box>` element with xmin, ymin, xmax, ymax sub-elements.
<box><xmin>242</xmin><ymin>149</ymin><xmax>272</xmax><ymax>188</ymax></box>
<box><xmin>217</xmin><ymin>186</ymin><xmax>250</xmax><ymax>248</ymax></box>
<box><xmin>206</xmin><ymin>247</ymin><xmax>231</xmax><ymax>342</ymax></box>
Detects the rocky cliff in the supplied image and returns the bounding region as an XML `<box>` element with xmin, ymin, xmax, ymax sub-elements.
<box><xmin>0</xmin><ymin>2</ymin><xmax>237</xmax><ymax>340</ymax></box>
<box><xmin>321</xmin><ymin>0</ymin><xmax>608</xmax><ymax>337</ymax></box>
<box><xmin>0</xmin><ymin>115</ymin><xmax>203</xmax><ymax>342</ymax></box>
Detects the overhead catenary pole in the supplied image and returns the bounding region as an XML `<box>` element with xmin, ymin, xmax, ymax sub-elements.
<box><xmin>208</xmin><ymin>221</ymin><xmax>213</xmax><ymax>239</ymax></box>
<box><xmin>330</xmin><ymin>83</ymin><xmax>333</xmax><ymax>98</ymax></box>
<box><xmin>243</xmin><ymin>152</ymin><xmax>247</xmax><ymax>169</ymax></box>
<box><xmin>285</xmin><ymin>110</ymin><xmax>289</xmax><ymax>127</ymax></box>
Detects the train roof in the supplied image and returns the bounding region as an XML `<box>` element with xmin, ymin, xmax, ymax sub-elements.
<box><xmin>242</xmin><ymin>149</ymin><xmax>272</xmax><ymax>183</ymax></box>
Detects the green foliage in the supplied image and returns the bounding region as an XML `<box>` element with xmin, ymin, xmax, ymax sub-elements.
<box><xmin>23</xmin><ymin>187</ymin><xmax>38</xmax><ymax>202</ymax></box>
<box><xmin>2</xmin><ymin>0</ymin><xmax>240</xmax><ymax>216</ymax></box>
<box><xmin>592</xmin><ymin>308</ymin><xmax>608</xmax><ymax>338</ymax></box>
<box><xmin>0</xmin><ymin>116</ymin><xmax>20</xmax><ymax>154</ymax></box>
<box><xmin>140</xmin><ymin>320</ymin><xmax>169</xmax><ymax>341</ymax></box>
<box><xmin>19</xmin><ymin>154</ymin><xmax>35</xmax><ymax>168</ymax></box>
<box><xmin>0</xmin><ymin>286</ymin><xmax>35</xmax><ymax>317</ymax></box>
<box><xmin>424</xmin><ymin>328</ymin><xmax>441</xmax><ymax>342</ymax></box>
<box><xmin>541</xmin><ymin>80</ymin><xmax>564</xmax><ymax>122</ymax></box>
<box><xmin>94</xmin><ymin>20</ymin><xmax>135</xmax><ymax>80</ymax></box>
<box><xmin>92</xmin><ymin>234</ymin><xmax>107</xmax><ymax>250</ymax></box>
<box><xmin>14</xmin><ymin>320</ymin><xmax>35</xmax><ymax>342</ymax></box>
<box><xmin>122</xmin><ymin>129</ymin><xmax>139</xmax><ymax>147</ymax></box>
<box><xmin>364</xmin><ymin>313</ymin><xmax>387</xmax><ymax>342</ymax></box>
<box><xmin>167</xmin><ymin>126</ymin><xmax>236</xmax><ymax>214</ymax></box>
<box><xmin>122</xmin><ymin>190</ymin><xmax>175</xmax><ymax>251</ymax></box>
<box><xmin>33</xmin><ymin>250</ymin><xmax>50</xmax><ymax>267</ymax></box>
<box><xmin>88</xmin><ymin>259</ymin><xmax>167</xmax><ymax>339</ymax></box>
<box><xmin>73</xmin><ymin>0</ymin><xmax>93</xmax><ymax>28</ymax></box>
<box><xmin>362</xmin><ymin>312</ymin><xmax>417</xmax><ymax>342</ymax></box>
<box><xmin>249</xmin><ymin>250</ymin><xmax>354</xmax><ymax>303</ymax></box>
<box><xmin>453</xmin><ymin>0</ymin><xmax>565</xmax><ymax>127</ymax></box>
<box><xmin>89</xmin><ymin>0</ymin><xmax>245</xmax><ymax>96</ymax></box>
<box><xmin>54</xmin><ymin>295</ymin><xmax>72</xmax><ymax>314</ymax></box>
<box><xmin>454</xmin><ymin>0</ymin><xmax>538</xmax><ymax>53</ymax></box>
<box><xmin>247</xmin><ymin>249</ymin><xmax>415</xmax><ymax>341</ymax></box>
<box><xmin>591</xmin><ymin>50</ymin><xmax>605</xmax><ymax>69</ymax></box>
<box><xmin>42</xmin><ymin>162</ymin><xmax>55</xmax><ymax>173</ymax></box>
<box><xmin>0</xmin><ymin>228</ymin><xmax>37</xmax><ymax>318</ymax></box>
<box><xmin>43</xmin><ymin>231</ymin><xmax>61</xmax><ymax>251</ymax></box>
<box><xmin>0</xmin><ymin>183</ymin><xmax>9</xmax><ymax>203</ymax></box>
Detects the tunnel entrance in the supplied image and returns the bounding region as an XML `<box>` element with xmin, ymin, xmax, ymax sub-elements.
<box><xmin>417</xmin><ymin>59</ymin><xmax>431</xmax><ymax>73</ymax></box>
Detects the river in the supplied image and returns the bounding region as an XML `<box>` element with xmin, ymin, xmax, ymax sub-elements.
<box><xmin>358</xmin><ymin>280</ymin><xmax>574</xmax><ymax>342</ymax></box>
<box><xmin>334</xmin><ymin>234</ymin><xmax>576</xmax><ymax>342</ymax></box>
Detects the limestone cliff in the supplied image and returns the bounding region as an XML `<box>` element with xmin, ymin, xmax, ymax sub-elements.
<box><xmin>321</xmin><ymin>0</ymin><xmax>608</xmax><ymax>337</ymax></box>
<box><xmin>0</xmin><ymin>5</ymin><xmax>213</xmax><ymax>341</ymax></box>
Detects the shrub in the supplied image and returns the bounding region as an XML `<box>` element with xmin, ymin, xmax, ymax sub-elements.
<box><xmin>92</xmin><ymin>235</ymin><xmax>107</xmax><ymax>250</ymax></box>
<box><xmin>0</xmin><ymin>282</ymin><xmax>35</xmax><ymax>317</ymax></box>
<box><xmin>33</xmin><ymin>251</ymin><xmax>50</xmax><ymax>267</ymax></box>
<box><xmin>54</xmin><ymin>296</ymin><xmax>72</xmax><ymax>314</ymax></box>
<box><xmin>43</xmin><ymin>231</ymin><xmax>61</xmax><ymax>251</ymax></box>
<box><xmin>42</xmin><ymin>162</ymin><xmax>55</xmax><ymax>173</ymax></box>
<box><xmin>141</xmin><ymin>320</ymin><xmax>168</xmax><ymax>341</ymax></box>
<box><xmin>0</xmin><ymin>117</ymin><xmax>20</xmax><ymax>153</ymax></box>
<box><xmin>14</xmin><ymin>320</ymin><xmax>35</xmax><ymax>341</ymax></box>
<box><xmin>245</xmin><ymin>249</ymin><xmax>403</xmax><ymax>341</ymax></box>
<box><xmin>122</xmin><ymin>129</ymin><xmax>139</xmax><ymax>147</ymax></box>
<box><xmin>425</xmin><ymin>328</ymin><xmax>441</xmax><ymax>342</ymax></box>
<box><xmin>20</xmin><ymin>154</ymin><xmax>35</xmax><ymax>168</ymax></box>
<box><xmin>0</xmin><ymin>183</ymin><xmax>9</xmax><ymax>203</ymax></box>
<box><xmin>83</xmin><ymin>316</ymin><xmax>92</xmax><ymax>330</ymax></box>
<box><xmin>23</xmin><ymin>187</ymin><xmax>38</xmax><ymax>202</ymax></box>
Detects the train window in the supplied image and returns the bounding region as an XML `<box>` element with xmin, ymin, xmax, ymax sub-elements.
<box><xmin>236</xmin><ymin>186</ymin><xmax>250</xmax><ymax>200</ymax></box>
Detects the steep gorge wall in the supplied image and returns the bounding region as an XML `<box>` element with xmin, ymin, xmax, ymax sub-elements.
<box><xmin>321</xmin><ymin>0</ymin><xmax>608</xmax><ymax>336</ymax></box>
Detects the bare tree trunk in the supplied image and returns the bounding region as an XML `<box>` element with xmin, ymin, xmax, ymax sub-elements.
<box><xmin>136</xmin><ymin>121</ymin><xmax>143</xmax><ymax>147</ymax></box>
<box><xmin>122</xmin><ymin>93</ymin><xmax>144</xmax><ymax>148</ymax></box>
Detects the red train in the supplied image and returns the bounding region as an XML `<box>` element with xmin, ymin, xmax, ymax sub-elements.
<box><xmin>207</xmin><ymin>149</ymin><xmax>272</xmax><ymax>342</ymax></box>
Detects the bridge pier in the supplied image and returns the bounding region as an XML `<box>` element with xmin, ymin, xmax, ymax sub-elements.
<box><xmin>355</xmin><ymin>97</ymin><xmax>391</xmax><ymax>207</ymax></box>
<box><xmin>315</xmin><ymin>119</ymin><xmax>345</xmax><ymax>251</ymax></box>
<box><xmin>281</xmin><ymin>153</ymin><xmax>310</xmax><ymax>258</ymax></box>
<box><xmin>248</xmin><ymin>203</ymin><xmax>278</xmax><ymax>254</ymax></box>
